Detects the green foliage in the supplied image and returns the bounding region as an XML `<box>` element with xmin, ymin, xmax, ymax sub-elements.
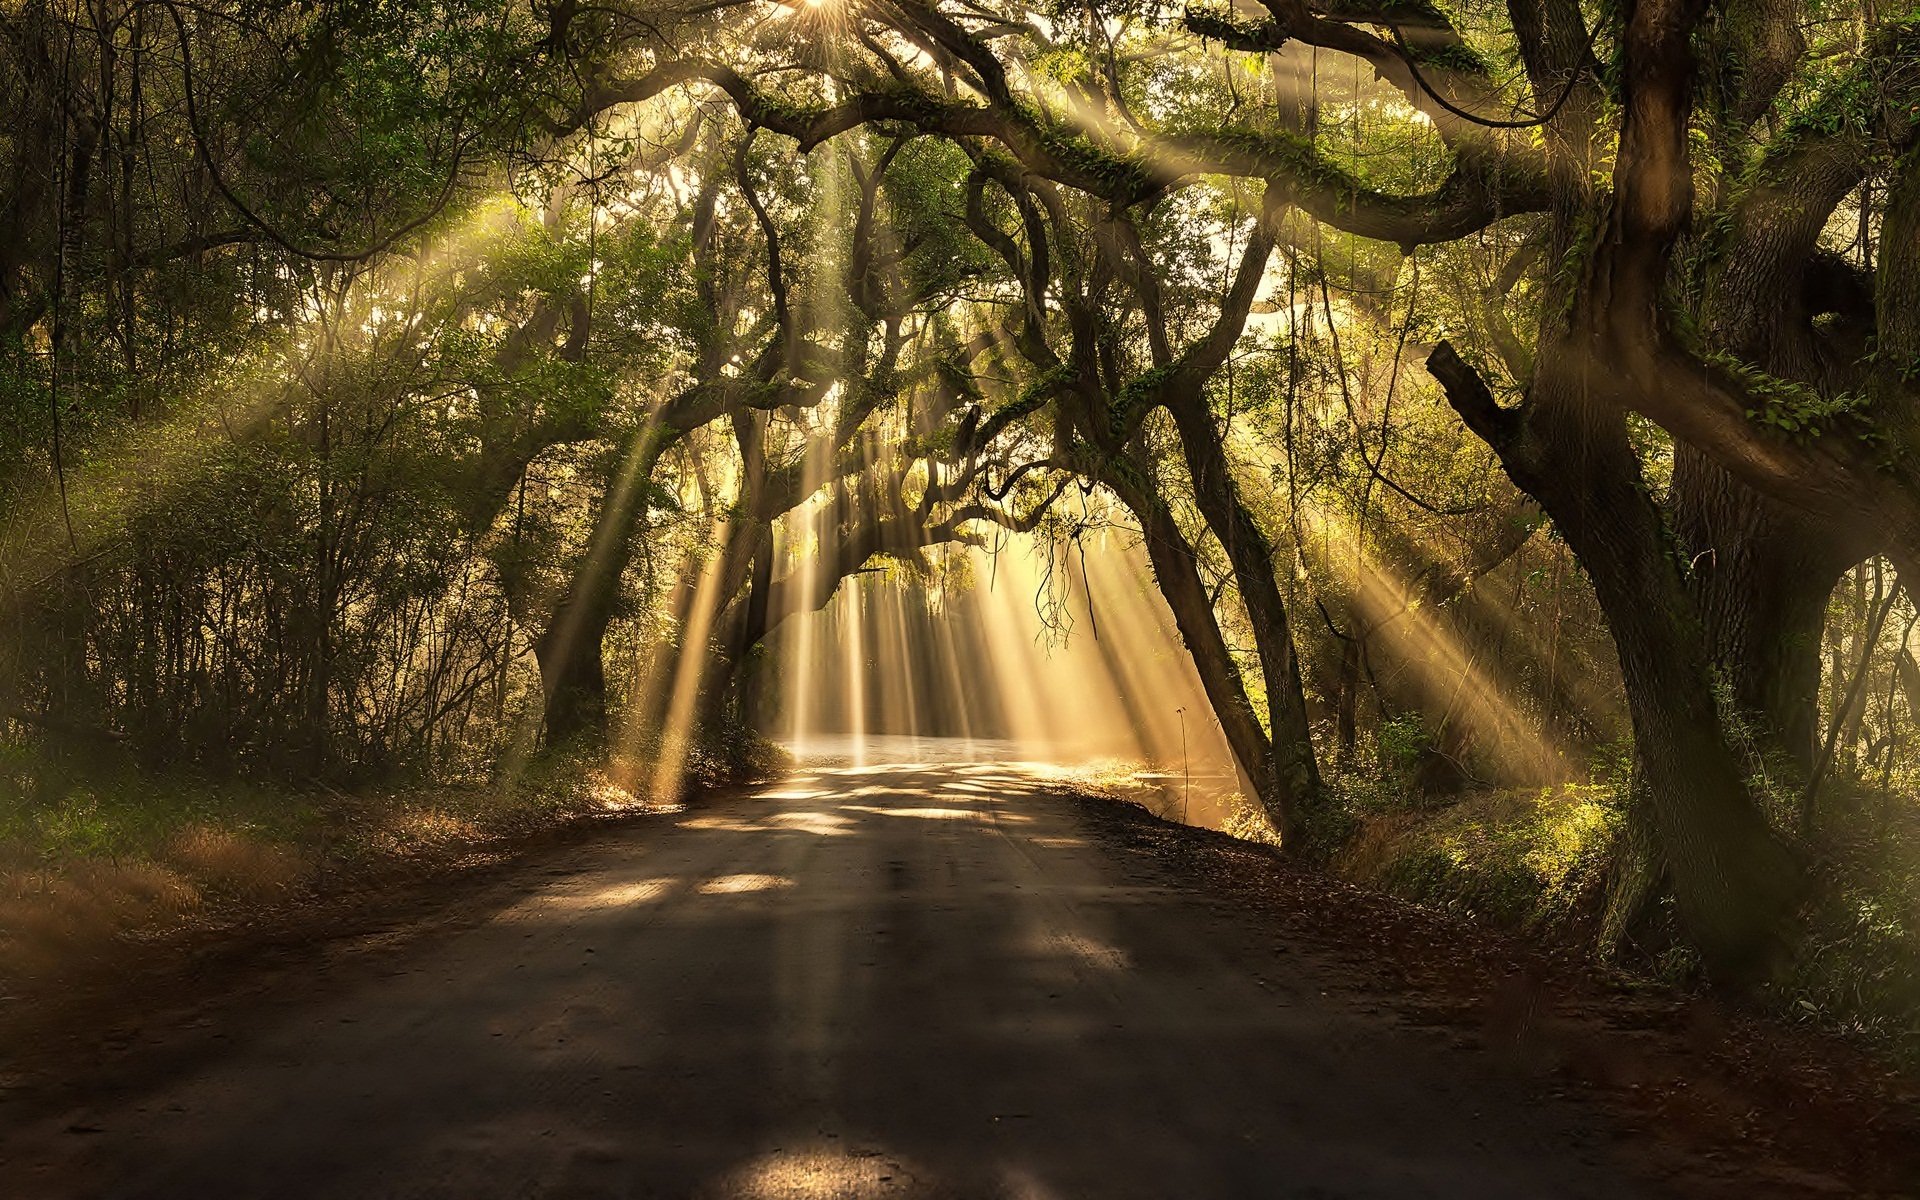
<box><xmin>1112</xmin><ymin>363</ymin><xmax>1179</xmax><ymax>435</ymax></box>
<box><xmin>1190</xmin><ymin>127</ymin><xmax>1364</xmax><ymax>195</ymax></box>
<box><xmin>1339</xmin><ymin>784</ymin><xmax>1622</xmax><ymax>929</ymax></box>
<box><xmin>224</xmin><ymin>0</ymin><xmax>542</xmax><ymax>251</ymax></box>
<box><xmin>1549</xmin><ymin>212</ymin><xmax>1598</xmax><ymax>329</ymax></box>
<box><xmin>0</xmin><ymin>750</ymin><xmax>320</xmax><ymax>863</ymax></box>
<box><xmin>883</xmin><ymin>139</ymin><xmax>1001</xmax><ymax>301</ymax></box>
<box><xmin>1401</xmin><ymin>39</ymin><xmax>1488</xmax><ymax>75</ymax></box>
<box><xmin>1706</xmin><ymin>351</ymin><xmax>1874</xmax><ymax>440</ymax></box>
<box><xmin>1765</xmin><ymin>9</ymin><xmax>1920</xmax><ymax>148</ymax></box>
<box><xmin>1035</xmin><ymin>123</ymin><xmax>1158</xmax><ymax>199</ymax></box>
<box><xmin>1375</xmin><ymin>713</ymin><xmax>1434</xmax><ymax>777</ymax></box>
<box><xmin>1778</xmin><ymin>797</ymin><xmax>1920</xmax><ymax>1062</ymax></box>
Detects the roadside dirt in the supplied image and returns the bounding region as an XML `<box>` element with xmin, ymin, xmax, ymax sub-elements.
<box><xmin>0</xmin><ymin>799</ymin><xmax>706</xmax><ymax>1114</ymax></box>
<box><xmin>1072</xmin><ymin>798</ymin><xmax>1920</xmax><ymax>1197</ymax></box>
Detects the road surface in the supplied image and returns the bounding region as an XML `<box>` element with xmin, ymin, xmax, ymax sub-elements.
<box><xmin>3</xmin><ymin>760</ymin><xmax>1644</xmax><ymax>1198</ymax></box>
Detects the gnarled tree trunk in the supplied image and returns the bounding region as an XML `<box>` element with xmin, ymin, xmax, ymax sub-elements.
<box><xmin>1432</xmin><ymin>344</ymin><xmax>1801</xmax><ymax>984</ymax></box>
<box><xmin>1672</xmin><ymin>449</ymin><xmax>1863</xmax><ymax>775</ymax></box>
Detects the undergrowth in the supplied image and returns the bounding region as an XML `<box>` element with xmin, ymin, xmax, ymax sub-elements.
<box><xmin>1336</xmin><ymin>782</ymin><xmax>1620</xmax><ymax>932</ymax></box>
<box><xmin>1774</xmin><ymin>784</ymin><xmax>1920</xmax><ymax>1060</ymax></box>
<box><xmin>0</xmin><ymin>723</ymin><xmax>781</xmax><ymax>984</ymax></box>
<box><xmin>1230</xmin><ymin>746</ymin><xmax>1920</xmax><ymax>1067</ymax></box>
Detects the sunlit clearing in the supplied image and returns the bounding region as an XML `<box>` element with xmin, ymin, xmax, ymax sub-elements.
<box><xmin>764</xmin><ymin>529</ymin><xmax>1238</xmax><ymax>819</ymax></box>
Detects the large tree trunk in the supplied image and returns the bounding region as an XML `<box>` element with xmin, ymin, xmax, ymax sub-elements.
<box><xmin>1675</xmin><ymin>103</ymin><xmax>1876</xmax><ymax>777</ymax></box>
<box><xmin>533</xmin><ymin>604</ymin><xmax>610</xmax><ymax>745</ymax></box>
<box><xmin>1423</xmin><ymin>1</ymin><xmax>1802</xmax><ymax>979</ymax></box>
<box><xmin>533</xmin><ymin>426</ymin><xmax>675</xmax><ymax>746</ymax></box>
<box><xmin>695</xmin><ymin>415</ymin><xmax>777</xmax><ymax>736</ymax></box>
<box><xmin>693</xmin><ymin>522</ymin><xmax>773</xmax><ymax>737</ymax></box>
<box><xmin>722</xmin><ymin>527</ymin><xmax>775</xmax><ymax>725</ymax></box>
<box><xmin>1432</xmin><ymin>344</ymin><xmax>1800</xmax><ymax>984</ymax></box>
<box><xmin>1671</xmin><ymin>448</ymin><xmax>1863</xmax><ymax>775</ymax></box>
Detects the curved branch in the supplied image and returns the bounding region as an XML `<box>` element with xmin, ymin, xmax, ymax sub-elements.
<box><xmin>157</xmin><ymin>0</ymin><xmax>474</xmax><ymax>263</ymax></box>
<box><xmin>566</xmin><ymin>60</ymin><xmax>1548</xmax><ymax>243</ymax></box>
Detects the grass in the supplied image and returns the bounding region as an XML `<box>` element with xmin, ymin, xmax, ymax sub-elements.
<box><xmin>1334</xmin><ymin>782</ymin><xmax>1620</xmax><ymax>930</ymax></box>
<box><xmin>0</xmin><ymin>729</ymin><xmax>779</xmax><ymax>985</ymax></box>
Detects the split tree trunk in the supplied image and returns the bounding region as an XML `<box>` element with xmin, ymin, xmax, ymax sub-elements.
<box><xmin>1431</xmin><ymin>344</ymin><xmax>1801</xmax><ymax>984</ymax></box>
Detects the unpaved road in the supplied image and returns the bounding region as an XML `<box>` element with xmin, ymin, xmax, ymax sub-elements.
<box><xmin>5</xmin><ymin>762</ymin><xmax>1665</xmax><ymax>1197</ymax></box>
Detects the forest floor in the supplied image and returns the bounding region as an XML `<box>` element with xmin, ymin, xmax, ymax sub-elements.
<box><xmin>1</xmin><ymin>758</ymin><xmax>1916</xmax><ymax>1198</ymax></box>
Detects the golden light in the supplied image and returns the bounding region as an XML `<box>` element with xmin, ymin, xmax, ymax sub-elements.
<box><xmin>697</xmin><ymin>873</ymin><xmax>794</xmax><ymax>895</ymax></box>
<box><xmin>712</xmin><ymin>1145</ymin><xmax>934</xmax><ymax>1199</ymax></box>
<box><xmin>554</xmin><ymin>879</ymin><xmax>677</xmax><ymax>908</ymax></box>
<box><xmin>761</xmin><ymin>523</ymin><xmax>1240</xmax><ymax>823</ymax></box>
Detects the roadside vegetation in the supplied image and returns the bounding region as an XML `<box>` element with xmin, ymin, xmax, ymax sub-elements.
<box><xmin>1225</xmin><ymin>734</ymin><xmax>1920</xmax><ymax>1062</ymax></box>
<box><xmin>0</xmin><ymin>735</ymin><xmax>776</xmax><ymax>982</ymax></box>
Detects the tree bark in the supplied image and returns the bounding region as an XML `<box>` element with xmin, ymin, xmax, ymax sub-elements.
<box><xmin>1430</xmin><ymin>342</ymin><xmax>1800</xmax><ymax>984</ymax></box>
<box><xmin>533</xmin><ymin>425</ymin><xmax>674</xmax><ymax>745</ymax></box>
<box><xmin>1671</xmin><ymin>447</ymin><xmax>1862</xmax><ymax>775</ymax></box>
<box><xmin>1165</xmin><ymin>394</ymin><xmax>1325</xmax><ymax>821</ymax></box>
<box><xmin>1100</xmin><ymin>452</ymin><xmax>1292</xmax><ymax>842</ymax></box>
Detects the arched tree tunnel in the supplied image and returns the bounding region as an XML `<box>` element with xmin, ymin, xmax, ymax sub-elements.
<box><xmin>10</xmin><ymin>5</ymin><xmax>1920</xmax><ymax>1173</ymax></box>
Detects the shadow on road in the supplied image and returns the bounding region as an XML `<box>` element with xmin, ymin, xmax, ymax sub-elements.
<box><xmin>1</xmin><ymin>759</ymin><xmax>1643</xmax><ymax>1199</ymax></box>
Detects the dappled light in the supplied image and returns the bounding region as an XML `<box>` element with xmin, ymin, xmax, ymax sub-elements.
<box><xmin>844</xmin><ymin>804</ymin><xmax>978</xmax><ymax>821</ymax></box>
<box><xmin>560</xmin><ymin>878</ymin><xmax>678</xmax><ymax>908</ymax></box>
<box><xmin>698</xmin><ymin>872</ymin><xmax>794</xmax><ymax>894</ymax></box>
<box><xmin>713</xmin><ymin>1145</ymin><xmax>937</xmax><ymax>1200</ymax></box>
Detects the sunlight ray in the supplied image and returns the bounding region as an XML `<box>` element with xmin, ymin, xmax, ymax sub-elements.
<box><xmin>649</xmin><ymin>516</ymin><xmax>740</xmax><ymax>805</ymax></box>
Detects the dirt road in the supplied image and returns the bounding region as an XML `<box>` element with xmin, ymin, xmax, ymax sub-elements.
<box><xmin>3</xmin><ymin>761</ymin><xmax>1663</xmax><ymax>1197</ymax></box>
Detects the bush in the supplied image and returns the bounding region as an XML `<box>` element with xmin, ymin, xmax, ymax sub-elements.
<box><xmin>1336</xmin><ymin>784</ymin><xmax>1621</xmax><ymax>930</ymax></box>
